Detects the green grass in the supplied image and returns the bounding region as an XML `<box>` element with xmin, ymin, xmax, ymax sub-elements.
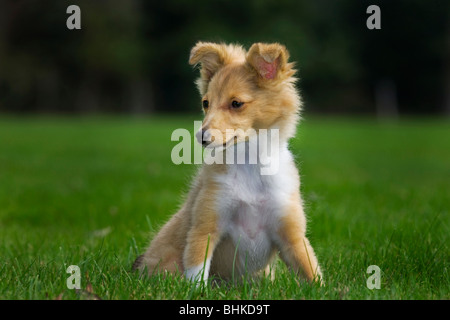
<box><xmin>0</xmin><ymin>115</ymin><xmax>448</xmax><ymax>300</ymax></box>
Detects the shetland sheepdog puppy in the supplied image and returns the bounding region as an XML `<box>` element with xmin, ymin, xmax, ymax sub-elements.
<box><xmin>133</xmin><ymin>42</ymin><xmax>323</xmax><ymax>284</ymax></box>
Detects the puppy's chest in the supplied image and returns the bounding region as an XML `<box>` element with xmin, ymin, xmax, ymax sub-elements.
<box><xmin>216</xmin><ymin>165</ymin><xmax>289</xmax><ymax>240</ymax></box>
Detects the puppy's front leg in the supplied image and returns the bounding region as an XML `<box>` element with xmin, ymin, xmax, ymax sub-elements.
<box><xmin>276</xmin><ymin>197</ymin><xmax>323</xmax><ymax>284</ymax></box>
<box><xmin>183</xmin><ymin>228</ymin><xmax>219</xmax><ymax>283</ymax></box>
<box><xmin>183</xmin><ymin>198</ymin><xmax>220</xmax><ymax>283</ymax></box>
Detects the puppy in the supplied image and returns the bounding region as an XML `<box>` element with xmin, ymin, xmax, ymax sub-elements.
<box><xmin>133</xmin><ymin>42</ymin><xmax>323</xmax><ymax>284</ymax></box>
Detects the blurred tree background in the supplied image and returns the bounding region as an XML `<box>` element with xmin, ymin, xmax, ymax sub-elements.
<box><xmin>0</xmin><ymin>0</ymin><xmax>449</xmax><ymax>116</ymax></box>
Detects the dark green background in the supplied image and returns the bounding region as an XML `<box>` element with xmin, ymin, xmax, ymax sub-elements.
<box><xmin>1</xmin><ymin>0</ymin><xmax>449</xmax><ymax>115</ymax></box>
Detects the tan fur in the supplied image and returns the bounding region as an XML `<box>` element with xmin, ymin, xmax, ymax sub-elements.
<box><xmin>134</xmin><ymin>42</ymin><xmax>322</xmax><ymax>284</ymax></box>
<box><xmin>277</xmin><ymin>192</ymin><xmax>322</xmax><ymax>281</ymax></box>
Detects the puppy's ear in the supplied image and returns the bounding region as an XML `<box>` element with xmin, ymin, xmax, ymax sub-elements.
<box><xmin>246</xmin><ymin>43</ymin><xmax>294</xmax><ymax>82</ymax></box>
<box><xmin>189</xmin><ymin>42</ymin><xmax>226</xmax><ymax>93</ymax></box>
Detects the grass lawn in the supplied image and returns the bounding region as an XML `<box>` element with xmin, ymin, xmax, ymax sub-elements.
<box><xmin>0</xmin><ymin>115</ymin><xmax>448</xmax><ymax>300</ymax></box>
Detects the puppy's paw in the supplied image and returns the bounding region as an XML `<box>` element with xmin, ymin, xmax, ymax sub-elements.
<box><xmin>184</xmin><ymin>262</ymin><xmax>210</xmax><ymax>285</ymax></box>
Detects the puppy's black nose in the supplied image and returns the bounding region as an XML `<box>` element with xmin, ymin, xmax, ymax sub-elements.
<box><xmin>196</xmin><ymin>128</ymin><xmax>210</xmax><ymax>145</ymax></box>
<box><xmin>201</xmin><ymin>129</ymin><xmax>206</xmax><ymax>145</ymax></box>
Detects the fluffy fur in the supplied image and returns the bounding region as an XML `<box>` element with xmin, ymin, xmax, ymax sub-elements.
<box><xmin>133</xmin><ymin>42</ymin><xmax>323</xmax><ymax>284</ymax></box>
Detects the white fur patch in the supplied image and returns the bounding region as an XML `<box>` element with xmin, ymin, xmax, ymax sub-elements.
<box><xmin>213</xmin><ymin>141</ymin><xmax>299</xmax><ymax>275</ymax></box>
<box><xmin>184</xmin><ymin>260</ymin><xmax>211</xmax><ymax>283</ymax></box>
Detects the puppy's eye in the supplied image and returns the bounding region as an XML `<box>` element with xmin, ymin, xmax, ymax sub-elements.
<box><xmin>202</xmin><ymin>100</ymin><xmax>209</xmax><ymax>109</ymax></box>
<box><xmin>231</xmin><ymin>101</ymin><xmax>244</xmax><ymax>109</ymax></box>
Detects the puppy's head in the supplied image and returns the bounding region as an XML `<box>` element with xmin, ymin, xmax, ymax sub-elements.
<box><xmin>189</xmin><ymin>42</ymin><xmax>301</xmax><ymax>148</ymax></box>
